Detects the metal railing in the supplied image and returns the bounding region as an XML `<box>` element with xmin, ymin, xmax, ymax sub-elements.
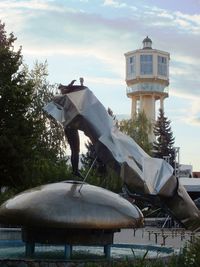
<box><xmin>126</xmin><ymin>84</ymin><xmax>169</xmax><ymax>95</ymax></box>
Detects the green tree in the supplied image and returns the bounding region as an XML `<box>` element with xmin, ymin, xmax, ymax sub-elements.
<box><xmin>153</xmin><ymin>108</ymin><xmax>175</xmax><ymax>167</ymax></box>
<box><xmin>81</xmin><ymin>140</ymin><xmax>107</xmax><ymax>176</ymax></box>
<box><xmin>23</xmin><ymin>61</ymin><xmax>69</xmax><ymax>188</ymax></box>
<box><xmin>29</xmin><ymin>61</ymin><xmax>67</xmax><ymax>159</ymax></box>
<box><xmin>0</xmin><ymin>21</ymin><xmax>70</xmax><ymax>192</ymax></box>
<box><xmin>81</xmin><ymin>142</ymin><xmax>122</xmax><ymax>193</ymax></box>
<box><xmin>119</xmin><ymin>111</ymin><xmax>152</xmax><ymax>155</ymax></box>
<box><xmin>0</xmin><ymin>21</ymin><xmax>34</xmax><ymax>189</ymax></box>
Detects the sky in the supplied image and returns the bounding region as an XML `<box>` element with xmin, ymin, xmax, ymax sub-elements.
<box><xmin>1</xmin><ymin>0</ymin><xmax>200</xmax><ymax>171</ymax></box>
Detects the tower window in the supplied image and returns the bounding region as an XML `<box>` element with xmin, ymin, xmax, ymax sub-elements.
<box><xmin>158</xmin><ymin>56</ymin><xmax>167</xmax><ymax>76</ymax></box>
<box><xmin>140</xmin><ymin>55</ymin><xmax>153</xmax><ymax>75</ymax></box>
<box><xmin>128</xmin><ymin>56</ymin><xmax>135</xmax><ymax>75</ymax></box>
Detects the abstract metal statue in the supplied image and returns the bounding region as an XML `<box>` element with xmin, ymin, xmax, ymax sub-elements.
<box><xmin>44</xmin><ymin>80</ymin><xmax>200</xmax><ymax>231</ymax></box>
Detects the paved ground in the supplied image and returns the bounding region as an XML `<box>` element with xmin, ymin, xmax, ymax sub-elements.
<box><xmin>114</xmin><ymin>227</ymin><xmax>199</xmax><ymax>249</ymax></box>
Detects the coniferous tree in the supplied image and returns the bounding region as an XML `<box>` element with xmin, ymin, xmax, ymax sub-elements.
<box><xmin>81</xmin><ymin>140</ymin><xmax>106</xmax><ymax>175</ymax></box>
<box><xmin>80</xmin><ymin>140</ymin><xmax>122</xmax><ymax>192</ymax></box>
<box><xmin>153</xmin><ymin>108</ymin><xmax>175</xmax><ymax>167</ymax></box>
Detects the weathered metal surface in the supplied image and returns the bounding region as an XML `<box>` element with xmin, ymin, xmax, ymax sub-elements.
<box><xmin>43</xmin><ymin>86</ymin><xmax>200</xmax><ymax>231</ymax></box>
<box><xmin>0</xmin><ymin>181</ymin><xmax>143</xmax><ymax>229</ymax></box>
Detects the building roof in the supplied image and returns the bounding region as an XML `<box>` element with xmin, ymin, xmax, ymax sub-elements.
<box><xmin>143</xmin><ymin>36</ymin><xmax>152</xmax><ymax>43</ymax></box>
<box><xmin>142</xmin><ymin>36</ymin><xmax>152</xmax><ymax>49</ymax></box>
<box><xmin>180</xmin><ymin>178</ymin><xmax>200</xmax><ymax>192</ymax></box>
<box><xmin>193</xmin><ymin>172</ymin><xmax>200</xmax><ymax>178</ymax></box>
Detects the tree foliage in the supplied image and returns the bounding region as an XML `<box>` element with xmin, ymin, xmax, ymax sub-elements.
<box><xmin>0</xmin><ymin>21</ymin><xmax>34</xmax><ymax>188</ymax></box>
<box><xmin>22</xmin><ymin>61</ymin><xmax>70</xmax><ymax>188</ymax></box>
<box><xmin>153</xmin><ymin>108</ymin><xmax>175</xmax><ymax>167</ymax></box>
<box><xmin>81</xmin><ymin>140</ymin><xmax>106</xmax><ymax>176</ymax></box>
<box><xmin>119</xmin><ymin>111</ymin><xmax>152</xmax><ymax>155</ymax></box>
<box><xmin>28</xmin><ymin>61</ymin><xmax>67</xmax><ymax>159</ymax></box>
<box><xmin>0</xmin><ymin>21</ymin><xmax>69</xmax><ymax>192</ymax></box>
<box><xmin>80</xmin><ymin>140</ymin><xmax>122</xmax><ymax>193</ymax></box>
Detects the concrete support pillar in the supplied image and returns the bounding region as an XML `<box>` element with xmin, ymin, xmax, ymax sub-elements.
<box><xmin>104</xmin><ymin>244</ymin><xmax>111</xmax><ymax>259</ymax></box>
<box><xmin>160</xmin><ymin>97</ymin><xmax>164</xmax><ymax>111</ymax></box>
<box><xmin>25</xmin><ymin>242</ymin><xmax>35</xmax><ymax>257</ymax></box>
<box><xmin>64</xmin><ymin>244</ymin><xmax>72</xmax><ymax>259</ymax></box>
<box><xmin>139</xmin><ymin>95</ymin><xmax>143</xmax><ymax>112</ymax></box>
<box><xmin>152</xmin><ymin>95</ymin><xmax>155</xmax><ymax>121</ymax></box>
<box><xmin>148</xmin><ymin>95</ymin><xmax>156</xmax><ymax>142</ymax></box>
<box><xmin>131</xmin><ymin>97</ymin><xmax>137</xmax><ymax>118</ymax></box>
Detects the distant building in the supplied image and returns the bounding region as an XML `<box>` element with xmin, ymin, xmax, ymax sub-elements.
<box><xmin>193</xmin><ymin>172</ymin><xmax>200</xmax><ymax>178</ymax></box>
<box><xmin>124</xmin><ymin>36</ymin><xmax>170</xmax><ymax>141</ymax></box>
<box><xmin>179</xmin><ymin>164</ymin><xmax>193</xmax><ymax>178</ymax></box>
<box><xmin>180</xmin><ymin>178</ymin><xmax>200</xmax><ymax>199</ymax></box>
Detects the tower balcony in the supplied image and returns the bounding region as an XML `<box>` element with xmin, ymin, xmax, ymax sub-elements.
<box><xmin>126</xmin><ymin>82</ymin><xmax>169</xmax><ymax>98</ymax></box>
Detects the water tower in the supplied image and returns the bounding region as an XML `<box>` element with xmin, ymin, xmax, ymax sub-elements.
<box><xmin>124</xmin><ymin>37</ymin><xmax>170</xmax><ymax>141</ymax></box>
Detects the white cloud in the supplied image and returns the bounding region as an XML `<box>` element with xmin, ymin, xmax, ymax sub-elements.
<box><xmin>22</xmin><ymin>43</ymin><xmax>125</xmax><ymax>78</ymax></box>
<box><xmin>169</xmin><ymin>88</ymin><xmax>200</xmax><ymax>126</ymax></box>
<box><xmin>18</xmin><ymin>0</ymin><xmax>79</xmax><ymax>14</ymax></box>
<box><xmin>103</xmin><ymin>0</ymin><xmax>127</xmax><ymax>8</ymax></box>
<box><xmin>0</xmin><ymin>0</ymin><xmax>76</xmax><ymax>37</ymax></box>
<box><xmin>142</xmin><ymin>5</ymin><xmax>200</xmax><ymax>34</ymax></box>
<box><xmin>170</xmin><ymin>88</ymin><xmax>198</xmax><ymax>100</ymax></box>
<box><xmin>0</xmin><ymin>0</ymin><xmax>43</xmax><ymax>10</ymax></box>
<box><xmin>87</xmin><ymin>76</ymin><xmax>123</xmax><ymax>86</ymax></box>
<box><xmin>157</xmin><ymin>10</ymin><xmax>174</xmax><ymax>20</ymax></box>
<box><xmin>170</xmin><ymin>66</ymin><xmax>188</xmax><ymax>76</ymax></box>
<box><xmin>173</xmin><ymin>54</ymin><xmax>198</xmax><ymax>65</ymax></box>
<box><xmin>175</xmin><ymin>11</ymin><xmax>200</xmax><ymax>33</ymax></box>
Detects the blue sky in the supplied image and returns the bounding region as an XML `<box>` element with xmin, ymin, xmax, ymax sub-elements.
<box><xmin>1</xmin><ymin>0</ymin><xmax>200</xmax><ymax>170</ymax></box>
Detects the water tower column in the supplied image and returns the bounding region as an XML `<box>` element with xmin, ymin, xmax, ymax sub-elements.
<box><xmin>139</xmin><ymin>95</ymin><xmax>143</xmax><ymax>112</ymax></box>
<box><xmin>152</xmin><ymin>95</ymin><xmax>156</xmax><ymax>121</ymax></box>
<box><xmin>160</xmin><ymin>96</ymin><xmax>164</xmax><ymax>110</ymax></box>
<box><xmin>138</xmin><ymin>95</ymin><xmax>155</xmax><ymax>121</ymax></box>
<box><xmin>131</xmin><ymin>96</ymin><xmax>137</xmax><ymax>117</ymax></box>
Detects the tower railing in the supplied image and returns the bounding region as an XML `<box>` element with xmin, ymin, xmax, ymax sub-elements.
<box><xmin>126</xmin><ymin>84</ymin><xmax>169</xmax><ymax>95</ymax></box>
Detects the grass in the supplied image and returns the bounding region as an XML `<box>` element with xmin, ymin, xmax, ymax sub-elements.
<box><xmin>83</xmin><ymin>238</ymin><xmax>200</xmax><ymax>266</ymax></box>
